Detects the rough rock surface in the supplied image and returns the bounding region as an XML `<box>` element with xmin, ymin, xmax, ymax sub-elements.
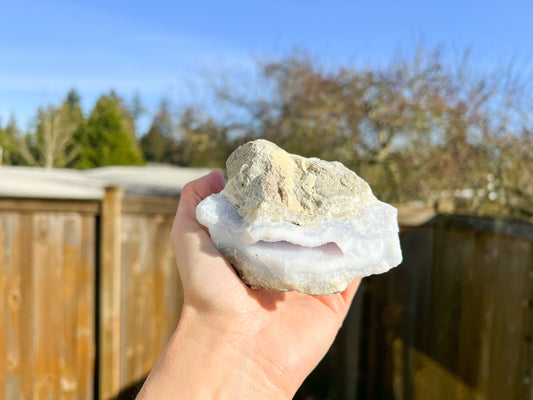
<box><xmin>196</xmin><ymin>139</ymin><xmax>402</xmax><ymax>295</ymax></box>
<box><xmin>224</xmin><ymin>140</ymin><xmax>377</xmax><ymax>226</ymax></box>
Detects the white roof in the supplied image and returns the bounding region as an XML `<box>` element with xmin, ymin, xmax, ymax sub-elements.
<box><xmin>0</xmin><ymin>165</ymin><xmax>214</xmax><ymax>200</ymax></box>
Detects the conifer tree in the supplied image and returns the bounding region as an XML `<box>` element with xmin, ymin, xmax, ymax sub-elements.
<box><xmin>75</xmin><ymin>93</ymin><xmax>145</xmax><ymax>168</ymax></box>
<box><xmin>140</xmin><ymin>99</ymin><xmax>179</xmax><ymax>163</ymax></box>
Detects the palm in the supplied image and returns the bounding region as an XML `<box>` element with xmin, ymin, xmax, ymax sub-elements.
<box><xmin>177</xmin><ymin>228</ymin><xmax>359</xmax><ymax>389</ymax></box>
<box><xmin>244</xmin><ymin>289</ymin><xmax>356</xmax><ymax>387</ymax></box>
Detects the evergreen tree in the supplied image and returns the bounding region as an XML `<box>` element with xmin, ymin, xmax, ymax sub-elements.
<box><xmin>130</xmin><ymin>91</ymin><xmax>145</xmax><ymax>135</ymax></box>
<box><xmin>140</xmin><ymin>99</ymin><xmax>179</xmax><ymax>163</ymax></box>
<box><xmin>0</xmin><ymin>118</ymin><xmax>6</xmax><ymax>165</ymax></box>
<box><xmin>66</xmin><ymin>88</ymin><xmax>81</xmax><ymax>110</ymax></box>
<box><xmin>74</xmin><ymin>94</ymin><xmax>145</xmax><ymax>168</ymax></box>
<box><xmin>63</xmin><ymin>90</ymin><xmax>85</xmax><ymax>167</ymax></box>
<box><xmin>0</xmin><ymin>118</ymin><xmax>8</xmax><ymax>165</ymax></box>
<box><xmin>0</xmin><ymin>115</ymin><xmax>25</xmax><ymax>165</ymax></box>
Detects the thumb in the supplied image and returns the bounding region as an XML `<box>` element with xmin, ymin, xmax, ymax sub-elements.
<box><xmin>170</xmin><ymin>171</ymin><xmax>242</xmax><ymax>295</ymax></box>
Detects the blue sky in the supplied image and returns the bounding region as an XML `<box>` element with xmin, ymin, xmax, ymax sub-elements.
<box><xmin>1</xmin><ymin>0</ymin><xmax>533</xmax><ymax>131</ymax></box>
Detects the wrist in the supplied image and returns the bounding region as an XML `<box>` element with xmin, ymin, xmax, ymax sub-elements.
<box><xmin>139</xmin><ymin>305</ymin><xmax>296</xmax><ymax>400</ymax></box>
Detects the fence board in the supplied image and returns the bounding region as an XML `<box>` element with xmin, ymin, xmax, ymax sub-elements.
<box><xmin>62</xmin><ymin>215</ymin><xmax>80</xmax><ymax>400</ymax></box>
<box><xmin>77</xmin><ymin>215</ymin><xmax>96</xmax><ymax>400</ymax></box>
<box><xmin>0</xmin><ymin>216</ymin><xmax>5</xmax><ymax>399</ymax></box>
<box><xmin>118</xmin><ymin>212</ymin><xmax>181</xmax><ymax>394</ymax></box>
<box><xmin>2</xmin><ymin>214</ymin><xmax>23</xmax><ymax>399</ymax></box>
<box><xmin>426</xmin><ymin>225</ymin><xmax>470</xmax><ymax>399</ymax></box>
<box><xmin>482</xmin><ymin>235</ymin><xmax>531</xmax><ymax>399</ymax></box>
<box><xmin>404</xmin><ymin>226</ymin><xmax>434</xmax><ymax>400</ymax></box>
<box><xmin>99</xmin><ymin>186</ymin><xmax>124</xmax><ymax>399</ymax></box>
<box><xmin>20</xmin><ymin>213</ymin><xmax>35</xmax><ymax>399</ymax></box>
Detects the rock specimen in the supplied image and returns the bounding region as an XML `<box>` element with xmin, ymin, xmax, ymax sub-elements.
<box><xmin>196</xmin><ymin>140</ymin><xmax>402</xmax><ymax>295</ymax></box>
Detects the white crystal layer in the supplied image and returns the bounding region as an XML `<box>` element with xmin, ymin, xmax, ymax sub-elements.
<box><xmin>196</xmin><ymin>193</ymin><xmax>403</xmax><ymax>295</ymax></box>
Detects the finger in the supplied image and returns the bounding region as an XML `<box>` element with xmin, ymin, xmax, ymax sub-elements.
<box><xmin>171</xmin><ymin>170</ymin><xmax>221</xmax><ymax>258</ymax></box>
<box><xmin>178</xmin><ymin>170</ymin><xmax>226</xmax><ymax>220</ymax></box>
<box><xmin>171</xmin><ymin>170</ymin><xmax>232</xmax><ymax>265</ymax></box>
<box><xmin>170</xmin><ymin>171</ymin><xmax>247</xmax><ymax>297</ymax></box>
<box><xmin>172</xmin><ymin>170</ymin><xmax>225</xmax><ymax>235</ymax></box>
<box><xmin>186</xmin><ymin>169</ymin><xmax>226</xmax><ymax>205</ymax></box>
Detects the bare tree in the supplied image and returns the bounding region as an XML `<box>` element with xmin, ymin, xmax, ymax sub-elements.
<box><xmin>18</xmin><ymin>104</ymin><xmax>79</xmax><ymax>168</ymax></box>
<box><xmin>176</xmin><ymin>46</ymin><xmax>533</xmax><ymax>221</ymax></box>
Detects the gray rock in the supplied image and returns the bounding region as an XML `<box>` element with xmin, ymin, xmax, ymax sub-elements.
<box><xmin>224</xmin><ymin>139</ymin><xmax>377</xmax><ymax>226</ymax></box>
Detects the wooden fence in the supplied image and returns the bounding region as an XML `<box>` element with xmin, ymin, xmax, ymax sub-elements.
<box><xmin>0</xmin><ymin>199</ymin><xmax>97</xmax><ymax>399</ymax></box>
<box><xmin>297</xmin><ymin>215</ymin><xmax>533</xmax><ymax>400</ymax></box>
<box><xmin>0</xmin><ymin>190</ymin><xmax>182</xmax><ymax>400</ymax></box>
<box><xmin>1</xmin><ymin>190</ymin><xmax>532</xmax><ymax>399</ymax></box>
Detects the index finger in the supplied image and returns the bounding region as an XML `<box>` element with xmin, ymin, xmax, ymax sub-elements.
<box><xmin>178</xmin><ymin>170</ymin><xmax>226</xmax><ymax>219</ymax></box>
<box><xmin>171</xmin><ymin>169</ymin><xmax>226</xmax><ymax>239</ymax></box>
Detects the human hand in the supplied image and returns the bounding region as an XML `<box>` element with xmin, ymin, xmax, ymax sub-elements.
<box><xmin>137</xmin><ymin>170</ymin><xmax>360</xmax><ymax>399</ymax></box>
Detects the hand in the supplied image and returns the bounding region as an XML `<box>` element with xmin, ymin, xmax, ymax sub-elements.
<box><xmin>137</xmin><ymin>170</ymin><xmax>360</xmax><ymax>399</ymax></box>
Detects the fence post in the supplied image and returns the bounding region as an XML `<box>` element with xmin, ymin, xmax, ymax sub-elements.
<box><xmin>100</xmin><ymin>186</ymin><xmax>124</xmax><ymax>399</ymax></box>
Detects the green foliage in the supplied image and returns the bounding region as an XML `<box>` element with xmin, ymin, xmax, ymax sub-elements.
<box><xmin>140</xmin><ymin>99</ymin><xmax>181</xmax><ymax>164</ymax></box>
<box><xmin>66</xmin><ymin>88</ymin><xmax>81</xmax><ymax>109</ymax></box>
<box><xmin>140</xmin><ymin>124</ymin><xmax>176</xmax><ymax>163</ymax></box>
<box><xmin>0</xmin><ymin>115</ymin><xmax>23</xmax><ymax>165</ymax></box>
<box><xmin>130</xmin><ymin>91</ymin><xmax>145</xmax><ymax>135</ymax></box>
<box><xmin>74</xmin><ymin>94</ymin><xmax>144</xmax><ymax>168</ymax></box>
<box><xmin>178</xmin><ymin>108</ymin><xmax>230</xmax><ymax>168</ymax></box>
<box><xmin>63</xmin><ymin>90</ymin><xmax>85</xmax><ymax>167</ymax></box>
